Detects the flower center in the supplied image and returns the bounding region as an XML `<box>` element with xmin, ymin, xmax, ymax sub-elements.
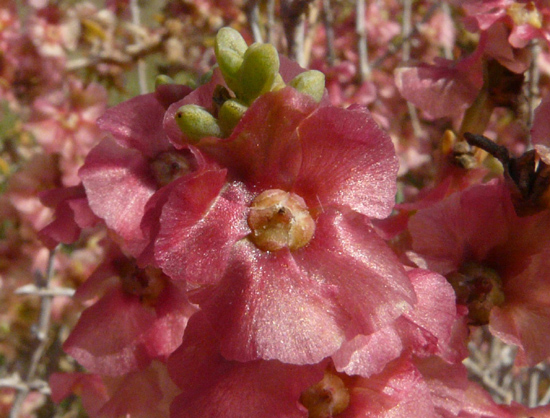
<box><xmin>150</xmin><ymin>151</ymin><xmax>195</xmax><ymax>187</ymax></box>
<box><xmin>446</xmin><ymin>262</ymin><xmax>505</xmax><ymax>325</ymax></box>
<box><xmin>247</xmin><ymin>189</ymin><xmax>315</xmax><ymax>252</ymax></box>
<box><xmin>299</xmin><ymin>371</ymin><xmax>350</xmax><ymax>418</ymax></box>
<box><xmin>116</xmin><ymin>257</ymin><xmax>166</xmax><ymax>306</ymax></box>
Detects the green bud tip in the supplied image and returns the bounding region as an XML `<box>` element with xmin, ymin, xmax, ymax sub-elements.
<box><xmin>289</xmin><ymin>70</ymin><xmax>326</xmax><ymax>103</ymax></box>
<box><xmin>218</xmin><ymin>99</ymin><xmax>249</xmax><ymax>136</ymax></box>
<box><xmin>175</xmin><ymin>104</ymin><xmax>222</xmax><ymax>142</ymax></box>
<box><xmin>215</xmin><ymin>28</ymin><xmax>248</xmax><ymax>92</ymax></box>
<box><xmin>238</xmin><ymin>42</ymin><xmax>280</xmax><ymax>104</ymax></box>
<box><xmin>155</xmin><ymin>74</ymin><xmax>175</xmax><ymax>88</ymax></box>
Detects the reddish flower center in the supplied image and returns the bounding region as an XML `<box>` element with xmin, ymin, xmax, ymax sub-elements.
<box><xmin>247</xmin><ymin>189</ymin><xmax>315</xmax><ymax>252</ymax></box>
<box><xmin>446</xmin><ymin>262</ymin><xmax>505</xmax><ymax>325</ymax></box>
<box><xmin>115</xmin><ymin>258</ymin><xmax>166</xmax><ymax>306</ymax></box>
<box><xmin>299</xmin><ymin>371</ymin><xmax>350</xmax><ymax>418</ymax></box>
<box><xmin>150</xmin><ymin>151</ymin><xmax>195</xmax><ymax>187</ymax></box>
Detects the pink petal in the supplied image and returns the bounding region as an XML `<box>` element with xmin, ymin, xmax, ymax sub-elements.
<box><xmin>154</xmin><ymin>84</ymin><xmax>193</xmax><ymax>110</ymax></box>
<box><xmin>409</xmin><ymin>182</ymin><xmax>511</xmax><ymax>274</ymax></box>
<box><xmin>295</xmin><ymin>208</ymin><xmax>416</xmax><ymax>336</ymax></box>
<box><xmin>63</xmin><ymin>288</ymin><xmax>156</xmax><ymax>375</ymax></box>
<box><xmin>342</xmin><ymin>357</ymin><xmax>436</xmax><ymax>418</ymax></box>
<box><xmin>200</xmin><ymin>87</ymin><xmax>317</xmax><ymax>190</ymax></box>
<box><xmin>415</xmin><ymin>357</ymin><xmax>468</xmax><ymax>418</ymax></box>
<box><xmin>332</xmin><ymin>327</ymin><xmax>403</xmax><ymax>378</ymax></box>
<box><xmin>168</xmin><ymin>313</ymin><xmax>323</xmax><ymax>418</ymax></box>
<box><xmin>154</xmin><ymin>173</ymin><xmax>250</xmax><ymax>284</ymax></box>
<box><xmin>490</xmin><ymin>250</ymin><xmax>550</xmax><ymax>366</ymax></box>
<box><xmin>49</xmin><ymin>372</ymin><xmax>108</xmax><ymax>417</ymax></box>
<box><xmin>293</xmin><ymin>105</ymin><xmax>399</xmax><ymax>218</ymax></box>
<box><xmin>197</xmin><ymin>240</ymin><xmax>348</xmax><ymax>364</ymax></box>
<box><xmin>79</xmin><ymin>137</ymin><xmax>157</xmax><ymax>254</ymax></box>
<box><xmin>458</xmin><ymin>381</ymin><xmax>515</xmax><ymax>418</ymax></box>
<box><xmin>97</xmin><ymin>93</ymin><xmax>172</xmax><ymax>157</ymax></box>
<box><xmin>398</xmin><ymin>268</ymin><xmax>457</xmax><ymax>358</ymax></box>
<box><xmin>395</xmin><ymin>61</ymin><xmax>480</xmax><ymax>119</ymax></box>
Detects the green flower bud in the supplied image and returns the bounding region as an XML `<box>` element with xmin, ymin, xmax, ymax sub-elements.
<box><xmin>218</xmin><ymin>99</ymin><xmax>248</xmax><ymax>135</ymax></box>
<box><xmin>175</xmin><ymin>105</ymin><xmax>222</xmax><ymax>143</ymax></box>
<box><xmin>155</xmin><ymin>74</ymin><xmax>175</xmax><ymax>88</ymax></box>
<box><xmin>238</xmin><ymin>43</ymin><xmax>280</xmax><ymax>104</ymax></box>
<box><xmin>289</xmin><ymin>70</ymin><xmax>325</xmax><ymax>102</ymax></box>
<box><xmin>215</xmin><ymin>28</ymin><xmax>248</xmax><ymax>93</ymax></box>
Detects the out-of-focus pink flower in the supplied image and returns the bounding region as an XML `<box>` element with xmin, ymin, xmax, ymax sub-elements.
<box><xmin>25</xmin><ymin>79</ymin><xmax>107</xmax><ymax>186</ymax></box>
<box><xmin>408</xmin><ymin>180</ymin><xmax>550</xmax><ymax>365</ymax></box>
<box><xmin>155</xmin><ymin>87</ymin><xmax>415</xmax><ymax>365</ymax></box>
<box><xmin>50</xmin><ymin>360</ymin><xmax>178</xmax><ymax>418</ymax></box>
<box><xmin>395</xmin><ymin>54</ymin><xmax>483</xmax><ymax>120</ymax></box>
<box><xmin>457</xmin><ymin>0</ymin><xmax>550</xmax><ymax>48</ymax></box>
<box><xmin>38</xmin><ymin>184</ymin><xmax>99</xmax><ymax>249</ymax></box>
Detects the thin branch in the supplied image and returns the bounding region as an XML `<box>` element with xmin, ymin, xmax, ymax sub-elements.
<box><xmin>10</xmin><ymin>248</ymin><xmax>57</xmax><ymax>418</ymax></box>
<box><xmin>281</xmin><ymin>0</ymin><xmax>313</xmax><ymax>66</ymax></box>
<box><xmin>526</xmin><ymin>40</ymin><xmax>541</xmax><ymax>140</ymax></box>
<box><xmin>372</xmin><ymin>2</ymin><xmax>438</xmax><ymax>68</ymax></box>
<box><xmin>15</xmin><ymin>284</ymin><xmax>75</xmax><ymax>297</ymax></box>
<box><xmin>356</xmin><ymin>0</ymin><xmax>370</xmax><ymax>81</ymax></box>
<box><xmin>401</xmin><ymin>0</ymin><xmax>412</xmax><ymax>61</ymax></box>
<box><xmin>529</xmin><ymin>370</ymin><xmax>540</xmax><ymax>407</ymax></box>
<box><xmin>441</xmin><ymin>2</ymin><xmax>453</xmax><ymax>59</ymax></box>
<box><xmin>246</xmin><ymin>0</ymin><xmax>264</xmax><ymax>43</ymax></box>
<box><xmin>266</xmin><ymin>0</ymin><xmax>276</xmax><ymax>44</ymax></box>
<box><xmin>322</xmin><ymin>0</ymin><xmax>336</xmax><ymax>66</ymax></box>
<box><xmin>130</xmin><ymin>0</ymin><xmax>148</xmax><ymax>94</ymax></box>
<box><xmin>401</xmin><ymin>0</ymin><xmax>422</xmax><ymax>137</ymax></box>
<box><xmin>464</xmin><ymin>357</ymin><xmax>514</xmax><ymax>402</ymax></box>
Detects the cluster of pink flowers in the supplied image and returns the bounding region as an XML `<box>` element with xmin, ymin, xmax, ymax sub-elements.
<box><xmin>36</xmin><ymin>11</ymin><xmax>550</xmax><ymax>415</ymax></box>
<box><xmin>4</xmin><ymin>0</ymin><xmax>550</xmax><ymax>416</ymax></box>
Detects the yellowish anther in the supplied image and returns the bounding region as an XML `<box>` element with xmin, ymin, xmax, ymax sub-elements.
<box><xmin>247</xmin><ymin>189</ymin><xmax>315</xmax><ymax>252</ymax></box>
<box><xmin>508</xmin><ymin>2</ymin><xmax>542</xmax><ymax>29</ymax></box>
<box><xmin>300</xmin><ymin>371</ymin><xmax>350</xmax><ymax>418</ymax></box>
<box><xmin>155</xmin><ymin>74</ymin><xmax>175</xmax><ymax>88</ymax></box>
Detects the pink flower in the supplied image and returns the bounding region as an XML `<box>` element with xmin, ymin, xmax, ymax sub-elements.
<box><xmin>25</xmin><ymin>79</ymin><xmax>108</xmax><ymax>186</ymax></box>
<box><xmin>78</xmin><ymin>84</ymin><xmax>199</xmax><ymax>257</ymax></box>
<box><xmin>457</xmin><ymin>0</ymin><xmax>550</xmax><ymax>48</ymax></box>
<box><xmin>62</xmin><ymin>242</ymin><xmax>197</xmax><ymax>375</ymax></box>
<box><xmin>408</xmin><ymin>180</ymin><xmax>550</xmax><ymax>365</ymax></box>
<box><xmin>154</xmin><ymin>87</ymin><xmax>415</xmax><ymax>364</ymax></box>
<box><xmin>50</xmin><ymin>360</ymin><xmax>178</xmax><ymax>418</ymax></box>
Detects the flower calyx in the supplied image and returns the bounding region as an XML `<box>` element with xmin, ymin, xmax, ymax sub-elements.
<box><xmin>299</xmin><ymin>370</ymin><xmax>350</xmax><ymax>418</ymax></box>
<box><xmin>247</xmin><ymin>189</ymin><xmax>315</xmax><ymax>252</ymax></box>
